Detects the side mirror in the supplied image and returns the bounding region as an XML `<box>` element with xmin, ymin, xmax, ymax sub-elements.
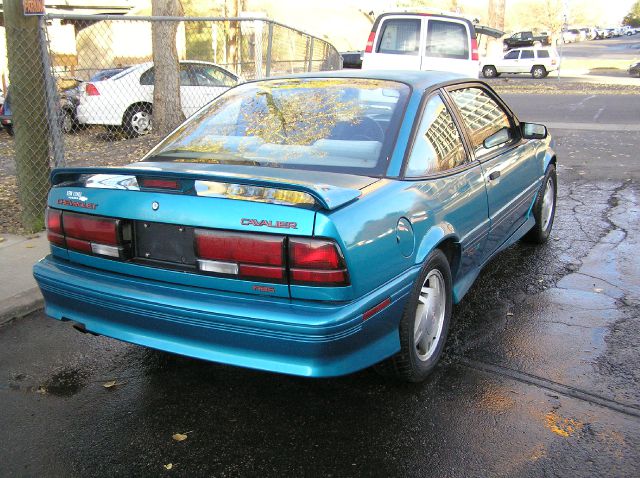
<box><xmin>522</xmin><ymin>122</ymin><xmax>547</xmax><ymax>139</ymax></box>
<box><xmin>483</xmin><ymin>127</ymin><xmax>511</xmax><ymax>149</ymax></box>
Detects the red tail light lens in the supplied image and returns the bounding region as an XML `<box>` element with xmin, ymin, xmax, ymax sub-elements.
<box><xmin>85</xmin><ymin>83</ymin><xmax>100</xmax><ymax>96</ymax></box>
<box><xmin>289</xmin><ymin>238</ymin><xmax>348</xmax><ymax>286</ymax></box>
<box><xmin>195</xmin><ymin>230</ymin><xmax>284</xmax><ymax>266</ymax></box>
<box><xmin>471</xmin><ymin>38</ymin><xmax>479</xmax><ymax>61</ymax></box>
<box><xmin>139</xmin><ymin>178</ymin><xmax>180</xmax><ymax>189</ymax></box>
<box><xmin>64</xmin><ymin>212</ymin><xmax>119</xmax><ymax>245</ymax></box>
<box><xmin>195</xmin><ymin>229</ymin><xmax>285</xmax><ymax>282</ymax></box>
<box><xmin>45</xmin><ymin>208</ymin><xmax>130</xmax><ymax>259</ymax></box>
<box><xmin>46</xmin><ymin>208</ymin><xmax>65</xmax><ymax>247</ymax></box>
<box><xmin>364</xmin><ymin>31</ymin><xmax>376</xmax><ymax>53</ymax></box>
<box><xmin>290</xmin><ymin>238</ymin><xmax>340</xmax><ymax>269</ymax></box>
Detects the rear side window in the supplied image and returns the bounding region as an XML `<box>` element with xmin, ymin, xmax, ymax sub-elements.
<box><xmin>425</xmin><ymin>20</ymin><xmax>469</xmax><ymax>59</ymax></box>
<box><xmin>449</xmin><ymin>87</ymin><xmax>512</xmax><ymax>157</ymax></box>
<box><xmin>405</xmin><ymin>94</ymin><xmax>467</xmax><ymax>176</ymax></box>
<box><xmin>521</xmin><ymin>50</ymin><xmax>534</xmax><ymax>59</ymax></box>
<box><xmin>377</xmin><ymin>19</ymin><xmax>421</xmax><ymax>55</ymax></box>
<box><xmin>140</xmin><ymin>68</ymin><xmax>154</xmax><ymax>85</ymax></box>
<box><xmin>537</xmin><ymin>50</ymin><xmax>550</xmax><ymax>58</ymax></box>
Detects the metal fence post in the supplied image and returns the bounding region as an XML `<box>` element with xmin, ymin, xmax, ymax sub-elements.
<box><xmin>265</xmin><ymin>21</ymin><xmax>273</xmax><ymax>78</ymax></box>
<box><xmin>38</xmin><ymin>17</ymin><xmax>65</xmax><ymax>168</ymax></box>
<box><xmin>308</xmin><ymin>38</ymin><xmax>314</xmax><ymax>72</ymax></box>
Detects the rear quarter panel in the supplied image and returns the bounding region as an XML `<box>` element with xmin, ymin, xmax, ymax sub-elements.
<box><xmin>312</xmin><ymin>170</ymin><xmax>489</xmax><ymax>303</ymax></box>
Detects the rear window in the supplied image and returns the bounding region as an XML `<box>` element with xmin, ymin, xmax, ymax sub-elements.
<box><xmin>425</xmin><ymin>20</ymin><xmax>469</xmax><ymax>59</ymax></box>
<box><xmin>521</xmin><ymin>50</ymin><xmax>534</xmax><ymax>59</ymax></box>
<box><xmin>377</xmin><ymin>19</ymin><xmax>421</xmax><ymax>55</ymax></box>
<box><xmin>145</xmin><ymin>78</ymin><xmax>410</xmax><ymax>176</ymax></box>
<box><xmin>537</xmin><ymin>50</ymin><xmax>550</xmax><ymax>58</ymax></box>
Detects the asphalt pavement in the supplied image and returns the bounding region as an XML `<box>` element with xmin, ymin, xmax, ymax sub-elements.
<box><xmin>1</xmin><ymin>39</ymin><xmax>640</xmax><ymax>477</ymax></box>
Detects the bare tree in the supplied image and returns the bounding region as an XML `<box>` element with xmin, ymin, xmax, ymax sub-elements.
<box><xmin>151</xmin><ymin>0</ymin><xmax>185</xmax><ymax>136</ymax></box>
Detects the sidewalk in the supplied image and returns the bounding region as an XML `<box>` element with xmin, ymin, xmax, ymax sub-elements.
<box><xmin>0</xmin><ymin>233</ymin><xmax>49</xmax><ymax>325</ymax></box>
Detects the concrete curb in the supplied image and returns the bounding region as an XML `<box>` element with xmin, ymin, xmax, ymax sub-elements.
<box><xmin>0</xmin><ymin>287</ymin><xmax>44</xmax><ymax>326</ymax></box>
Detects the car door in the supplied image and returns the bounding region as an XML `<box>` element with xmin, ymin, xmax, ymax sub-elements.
<box><xmin>422</xmin><ymin>18</ymin><xmax>474</xmax><ymax>77</ymax></box>
<box><xmin>403</xmin><ymin>92</ymin><xmax>489</xmax><ymax>279</ymax></box>
<box><xmin>364</xmin><ymin>16</ymin><xmax>423</xmax><ymax>70</ymax></box>
<box><xmin>500</xmin><ymin>49</ymin><xmax>521</xmax><ymax>72</ymax></box>
<box><xmin>446</xmin><ymin>84</ymin><xmax>539</xmax><ymax>258</ymax></box>
<box><xmin>518</xmin><ymin>49</ymin><xmax>535</xmax><ymax>73</ymax></box>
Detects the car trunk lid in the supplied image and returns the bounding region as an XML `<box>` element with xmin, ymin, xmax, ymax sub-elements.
<box><xmin>48</xmin><ymin>165</ymin><xmax>378</xmax><ymax>299</ymax></box>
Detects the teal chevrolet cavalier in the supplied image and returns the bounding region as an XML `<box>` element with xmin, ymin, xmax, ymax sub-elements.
<box><xmin>33</xmin><ymin>70</ymin><xmax>557</xmax><ymax>382</ymax></box>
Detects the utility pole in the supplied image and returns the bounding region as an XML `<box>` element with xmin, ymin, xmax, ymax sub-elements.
<box><xmin>488</xmin><ymin>0</ymin><xmax>506</xmax><ymax>30</ymax></box>
<box><xmin>4</xmin><ymin>0</ymin><xmax>51</xmax><ymax>231</ymax></box>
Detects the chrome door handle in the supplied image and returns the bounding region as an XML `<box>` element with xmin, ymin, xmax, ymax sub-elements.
<box><xmin>489</xmin><ymin>171</ymin><xmax>501</xmax><ymax>181</ymax></box>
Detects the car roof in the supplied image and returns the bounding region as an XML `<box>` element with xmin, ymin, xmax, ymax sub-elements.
<box><xmin>260</xmin><ymin>69</ymin><xmax>468</xmax><ymax>90</ymax></box>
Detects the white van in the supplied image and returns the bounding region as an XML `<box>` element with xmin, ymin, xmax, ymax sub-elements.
<box><xmin>361</xmin><ymin>13</ymin><xmax>479</xmax><ymax>78</ymax></box>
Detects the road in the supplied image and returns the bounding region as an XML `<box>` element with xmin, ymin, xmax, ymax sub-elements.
<box><xmin>1</xmin><ymin>43</ymin><xmax>640</xmax><ymax>477</ymax></box>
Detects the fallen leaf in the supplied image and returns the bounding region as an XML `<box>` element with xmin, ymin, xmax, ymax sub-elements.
<box><xmin>538</xmin><ymin>279</ymin><xmax>544</xmax><ymax>283</ymax></box>
<box><xmin>172</xmin><ymin>433</ymin><xmax>188</xmax><ymax>442</ymax></box>
<box><xmin>164</xmin><ymin>463</ymin><xmax>173</xmax><ymax>470</ymax></box>
<box><xmin>102</xmin><ymin>380</ymin><xmax>118</xmax><ymax>389</ymax></box>
<box><xmin>25</xmin><ymin>244</ymin><xmax>35</xmax><ymax>248</ymax></box>
<box><xmin>36</xmin><ymin>386</ymin><xmax>47</xmax><ymax>394</ymax></box>
<box><xmin>0</xmin><ymin>236</ymin><xmax>5</xmax><ymax>242</ymax></box>
<box><xmin>593</xmin><ymin>288</ymin><xmax>603</xmax><ymax>293</ymax></box>
<box><xmin>506</xmin><ymin>312</ymin><xmax>514</xmax><ymax>317</ymax></box>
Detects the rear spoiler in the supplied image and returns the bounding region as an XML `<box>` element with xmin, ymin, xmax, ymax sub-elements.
<box><xmin>50</xmin><ymin>167</ymin><xmax>362</xmax><ymax>211</ymax></box>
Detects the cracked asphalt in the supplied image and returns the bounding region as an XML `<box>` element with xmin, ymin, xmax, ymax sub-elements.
<box><xmin>1</xmin><ymin>90</ymin><xmax>640</xmax><ymax>476</ymax></box>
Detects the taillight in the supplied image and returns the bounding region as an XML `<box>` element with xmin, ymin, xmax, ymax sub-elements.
<box><xmin>194</xmin><ymin>231</ymin><xmax>349</xmax><ymax>286</ymax></box>
<box><xmin>195</xmin><ymin>230</ymin><xmax>285</xmax><ymax>281</ymax></box>
<box><xmin>46</xmin><ymin>208</ymin><xmax>65</xmax><ymax>247</ymax></box>
<box><xmin>45</xmin><ymin>208</ymin><xmax>131</xmax><ymax>259</ymax></box>
<box><xmin>139</xmin><ymin>178</ymin><xmax>180</xmax><ymax>190</ymax></box>
<box><xmin>85</xmin><ymin>83</ymin><xmax>100</xmax><ymax>96</ymax></box>
<box><xmin>289</xmin><ymin>238</ymin><xmax>348</xmax><ymax>286</ymax></box>
<box><xmin>364</xmin><ymin>31</ymin><xmax>376</xmax><ymax>53</ymax></box>
<box><xmin>471</xmin><ymin>37</ymin><xmax>479</xmax><ymax>61</ymax></box>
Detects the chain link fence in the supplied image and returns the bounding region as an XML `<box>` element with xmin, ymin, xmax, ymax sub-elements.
<box><xmin>0</xmin><ymin>14</ymin><xmax>342</xmax><ymax>233</ymax></box>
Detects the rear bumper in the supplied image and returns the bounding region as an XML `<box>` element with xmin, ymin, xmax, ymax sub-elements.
<box><xmin>33</xmin><ymin>255</ymin><xmax>413</xmax><ymax>377</ymax></box>
<box><xmin>76</xmin><ymin>101</ymin><xmax>122</xmax><ymax>126</ymax></box>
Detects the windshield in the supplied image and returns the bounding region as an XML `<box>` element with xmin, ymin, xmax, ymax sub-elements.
<box><xmin>144</xmin><ymin>78</ymin><xmax>410</xmax><ymax>176</ymax></box>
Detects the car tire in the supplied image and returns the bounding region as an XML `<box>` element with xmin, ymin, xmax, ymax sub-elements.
<box><xmin>123</xmin><ymin>104</ymin><xmax>152</xmax><ymax>138</ymax></box>
<box><xmin>376</xmin><ymin>249</ymin><xmax>453</xmax><ymax>382</ymax></box>
<box><xmin>4</xmin><ymin>124</ymin><xmax>13</xmax><ymax>136</ymax></box>
<box><xmin>523</xmin><ymin>164</ymin><xmax>557</xmax><ymax>244</ymax></box>
<box><xmin>482</xmin><ymin>65</ymin><xmax>498</xmax><ymax>78</ymax></box>
<box><xmin>531</xmin><ymin>65</ymin><xmax>547</xmax><ymax>78</ymax></box>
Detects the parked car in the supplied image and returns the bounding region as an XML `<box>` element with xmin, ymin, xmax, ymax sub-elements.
<box><xmin>503</xmin><ymin>31</ymin><xmax>550</xmax><ymax>49</ymax></box>
<box><xmin>59</xmin><ymin>68</ymin><xmax>127</xmax><ymax>133</ymax></box>
<box><xmin>34</xmin><ymin>70</ymin><xmax>557</xmax><ymax>382</ymax></box>
<box><xmin>361</xmin><ymin>12</ymin><xmax>480</xmax><ymax>78</ymax></box>
<box><xmin>482</xmin><ymin>47</ymin><xmax>558</xmax><ymax>78</ymax></box>
<box><xmin>340</xmin><ymin>51</ymin><xmax>363</xmax><ymax>69</ymax></box>
<box><xmin>77</xmin><ymin>60</ymin><xmax>238</xmax><ymax>137</ymax></box>
<box><xmin>562</xmin><ymin>30</ymin><xmax>578</xmax><ymax>43</ymax></box>
<box><xmin>629</xmin><ymin>61</ymin><xmax>640</xmax><ymax>77</ymax></box>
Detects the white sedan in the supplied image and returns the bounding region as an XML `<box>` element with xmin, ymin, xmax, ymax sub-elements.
<box><xmin>481</xmin><ymin>47</ymin><xmax>559</xmax><ymax>79</ymax></box>
<box><xmin>77</xmin><ymin>61</ymin><xmax>238</xmax><ymax>137</ymax></box>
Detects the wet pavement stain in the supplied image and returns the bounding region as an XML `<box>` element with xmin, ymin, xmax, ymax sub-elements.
<box><xmin>41</xmin><ymin>366</ymin><xmax>89</xmax><ymax>397</ymax></box>
<box><xmin>545</xmin><ymin>411</ymin><xmax>584</xmax><ymax>437</ymax></box>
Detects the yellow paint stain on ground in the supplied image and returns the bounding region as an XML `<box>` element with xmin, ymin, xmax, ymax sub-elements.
<box><xmin>545</xmin><ymin>411</ymin><xmax>584</xmax><ymax>437</ymax></box>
